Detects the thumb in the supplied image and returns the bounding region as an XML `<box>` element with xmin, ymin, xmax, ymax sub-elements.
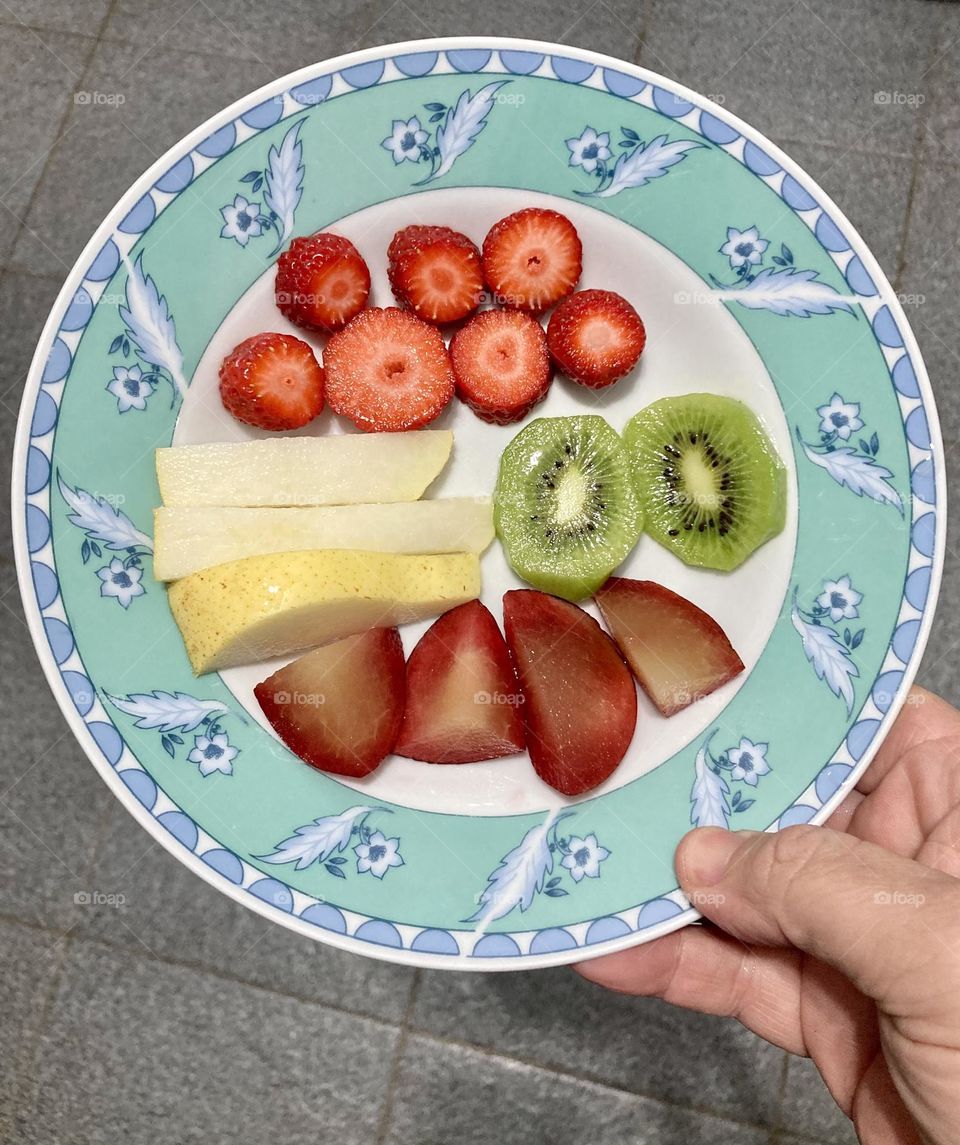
<box><xmin>678</xmin><ymin>825</ymin><xmax>960</xmax><ymax>1011</ymax></box>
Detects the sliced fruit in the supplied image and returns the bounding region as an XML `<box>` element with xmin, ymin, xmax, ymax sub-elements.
<box><xmin>156</xmin><ymin>431</ymin><xmax>452</xmax><ymax>508</ymax></box>
<box><xmin>324</xmin><ymin>307</ymin><xmax>455</xmax><ymax>432</ymax></box>
<box><xmin>218</xmin><ymin>332</ymin><xmax>324</xmax><ymax>431</ymax></box>
<box><xmin>450</xmin><ymin>309</ymin><xmax>552</xmax><ymax>425</ymax></box>
<box><xmin>275</xmin><ymin>232</ymin><xmax>370</xmax><ymax>332</ymax></box>
<box><xmin>255</xmin><ymin>628</ymin><xmax>405</xmax><ymax>777</ymax></box>
<box><xmin>494</xmin><ymin>415</ymin><xmax>642</xmax><ymax>602</ymax></box>
<box><xmin>502</xmin><ymin>589</ymin><xmax>636</xmax><ymax>795</ymax></box>
<box><xmin>547</xmin><ymin>289</ymin><xmax>646</xmax><ymax>389</ymax></box>
<box><xmin>153</xmin><ymin>498</ymin><xmax>494</xmax><ymax>581</ymax></box>
<box><xmin>387</xmin><ymin>224</ymin><xmax>484</xmax><ymax>324</ymax></box>
<box><xmin>395</xmin><ymin>600</ymin><xmax>525</xmax><ymax>764</ymax></box>
<box><xmin>481</xmin><ymin>208</ymin><xmax>582</xmax><ymax>312</ymax></box>
<box><xmin>595</xmin><ymin>578</ymin><xmax>744</xmax><ymax>716</ymax></box>
<box><xmin>167</xmin><ymin>549</ymin><xmax>480</xmax><ymax>674</ymax></box>
<box><xmin>624</xmin><ymin>394</ymin><xmax>786</xmax><ymax>571</ymax></box>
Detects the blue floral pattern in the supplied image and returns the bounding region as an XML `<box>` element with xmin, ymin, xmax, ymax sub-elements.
<box><xmin>568</xmin><ymin>123</ymin><xmax>700</xmax><ymax>197</ymax></box>
<box><xmin>690</xmin><ymin>731</ymin><xmax>772</xmax><ymax>828</ymax></box>
<box><xmin>792</xmin><ymin>578</ymin><xmax>864</xmax><ymax>712</ymax></box>
<box><xmin>710</xmin><ymin>225</ymin><xmax>855</xmax><ymax>317</ymax></box>
<box><xmin>796</xmin><ymin>394</ymin><xmax>903</xmax><ymax>512</ymax></box>
<box><xmin>221</xmin><ymin>119</ymin><xmax>305</xmax><ymax>255</ymax></box>
<box><xmin>106</xmin><ymin>690</ymin><xmax>242</xmax><ymax>776</ymax></box>
<box><xmin>260</xmin><ymin>806</ymin><xmax>403</xmax><ymax>882</ymax></box>
<box><xmin>384</xmin><ymin>82</ymin><xmax>506</xmax><ymax>185</ymax></box>
<box><xmin>468</xmin><ymin>811</ymin><xmax>611</xmax><ymax>924</ymax></box>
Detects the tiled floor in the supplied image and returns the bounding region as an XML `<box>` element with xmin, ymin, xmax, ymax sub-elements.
<box><xmin>2</xmin><ymin>0</ymin><xmax>956</xmax><ymax>1141</ymax></box>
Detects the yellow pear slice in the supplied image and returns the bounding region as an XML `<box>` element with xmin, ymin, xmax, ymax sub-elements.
<box><xmin>152</xmin><ymin>499</ymin><xmax>493</xmax><ymax>580</ymax></box>
<box><xmin>167</xmin><ymin>549</ymin><xmax>480</xmax><ymax>674</ymax></box>
<box><xmin>156</xmin><ymin>430</ymin><xmax>452</xmax><ymax>507</ymax></box>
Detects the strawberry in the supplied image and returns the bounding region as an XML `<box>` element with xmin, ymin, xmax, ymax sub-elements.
<box><xmin>595</xmin><ymin>578</ymin><xmax>744</xmax><ymax>717</ymax></box>
<box><xmin>218</xmin><ymin>332</ymin><xmax>324</xmax><ymax>431</ymax></box>
<box><xmin>254</xmin><ymin>628</ymin><xmax>405</xmax><ymax>777</ymax></box>
<box><xmin>275</xmin><ymin>232</ymin><xmax>370</xmax><ymax>332</ymax></box>
<box><xmin>546</xmin><ymin>289</ymin><xmax>646</xmax><ymax>389</ymax></box>
<box><xmin>502</xmin><ymin>589</ymin><xmax>636</xmax><ymax>795</ymax></box>
<box><xmin>324</xmin><ymin>307</ymin><xmax>455</xmax><ymax>432</ymax></box>
<box><xmin>450</xmin><ymin>310</ymin><xmax>553</xmax><ymax>425</ymax></box>
<box><xmin>481</xmin><ymin>208</ymin><xmax>582</xmax><ymax>313</ymax></box>
<box><xmin>395</xmin><ymin>600</ymin><xmax>525</xmax><ymax>763</ymax></box>
<box><xmin>388</xmin><ymin>225</ymin><xmax>483</xmax><ymax>324</ymax></box>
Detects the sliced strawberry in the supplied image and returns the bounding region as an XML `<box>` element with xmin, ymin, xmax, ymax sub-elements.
<box><xmin>255</xmin><ymin>628</ymin><xmax>405</xmax><ymax>776</ymax></box>
<box><xmin>502</xmin><ymin>589</ymin><xmax>636</xmax><ymax>795</ymax></box>
<box><xmin>395</xmin><ymin>600</ymin><xmax>525</xmax><ymax>763</ymax></box>
<box><xmin>388</xmin><ymin>225</ymin><xmax>483</xmax><ymax>324</ymax></box>
<box><xmin>218</xmin><ymin>332</ymin><xmax>324</xmax><ymax>431</ymax></box>
<box><xmin>275</xmin><ymin>232</ymin><xmax>371</xmax><ymax>333</ymax></box>
<box><xmin>596</xmin><ymin>578</ymin><xmax>744</xmax><ymax>717</ymax></box>
<box><xmin>450</xmin><ymin>310</ymin><xmax>553</xmax><ymax>425</ymax></box>
<box><xmin>324</xmin><ymin>307</ymin><xmax>455</xmax><ymax>432</ymax></box>
<box><xmin>481</xmin><ymin>208</ymin><xmax>582</xmax><ymax>313</ymax></box>
<box><xmin>547</xmin><ymin>289</ymin><xmax>646</xmax><ymax>389</ymax></box>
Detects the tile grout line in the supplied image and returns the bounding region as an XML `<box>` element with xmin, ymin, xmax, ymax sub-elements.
<box><xmin>373</xmin><ymin>968</ymin><xmax>422</xmax><ymax>1145</ymax></box>
<box><xmin>632</xmin><ymin>0</ymin><xmax>656</xmax><ymax>66</ymax></box>
<box><xmin>767</xmin><ymin>1049</ymin><xmax>792</xmax><ymax>1143</ymax></box>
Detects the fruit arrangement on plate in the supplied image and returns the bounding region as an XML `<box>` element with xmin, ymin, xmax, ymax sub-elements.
<box><xmin>155</xmin><ymin>208</ymin><xmax>787</xmax><ymax>798</ymax></box>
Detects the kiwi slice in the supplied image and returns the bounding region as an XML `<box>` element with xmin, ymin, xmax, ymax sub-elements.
<box><xmin>624</xmin><ymin>393</ymin><xmax>786</xmax><ymax>571</ymax></box>
<box><xmin>494</xmin><ymin>415</ymin><xmax>642</xmax><ymax>602</ymax></box>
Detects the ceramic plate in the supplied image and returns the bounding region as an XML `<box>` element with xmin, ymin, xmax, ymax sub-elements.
<box><xmin>12</xmin><ymin>38</ymin><xmax>944</xmax><ymax>970</ymax></box>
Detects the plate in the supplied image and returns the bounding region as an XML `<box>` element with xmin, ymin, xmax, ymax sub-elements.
<box><xmin>12</xmin><ymin>37</ymin><xmax>944</xmax><ymax>970</ymax></box>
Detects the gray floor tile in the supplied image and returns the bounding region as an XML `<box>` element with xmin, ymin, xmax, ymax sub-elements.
<box><xmin>0</xmin><ymin>919</ymin><xmax>69</xmax><ymax>1139</ymax></box>
<box><xmin>385</xmin><ymin>1034</ymin><xmax>769</xmax><ymax>1145</ymax></box>
<box><xmin>642</xmin><ymin>0</ymin><xmax>936</xmax><ymax>154</ymax></box>
<box><xmin>782</xmin><ymin>139</ymin><xmax>914</xmax><ymax>284</ymax></box>
<box><xmin>10</xmin><ymin>38</ymin><xmax>275</xmax><ymax>277</ymax></box>
<box><xmin>16</xmin><ymin>938</ymin><xmax>396</xmax><ymax>1145</ymax></box>
<box><xmin>0</xmin><ymin>1</ymin><xmax>110</xmax><ymax>35</ymax></box>
<box><xmin>75</xmin><ymin>799</ymin><xmax>417</xmax><ymax>1021</ymax></box>
<box><xmin>0</xmin><ymin>586</ymin><xmax>112</xmax><ymax>930</ymax></box>
<box><xmin>411</xmin><ymin>966</ymin><xmax>783</xmax><ymax>1124</ymax></box>
<box><xmin>0</xmin><ymin>27</ymin><xmax>95</xmax><ymax>264</ymax></box>
<box><xmin>896</xmin><ymin>157</ymin><xmax>960</xmax><ymax>705</ymax></box>
<box><xmin>922</xmin><ymin>4</ymin><xmax>960</xmax><ymax>162</ymax></box>
<box><xmin>778</xmin><ymin>1056</ymin><xmax>857</xmax><ymax>1144</ymax></box>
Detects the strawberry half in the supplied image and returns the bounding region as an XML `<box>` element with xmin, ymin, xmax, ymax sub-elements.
<box><xmin>275</xmin><ymin>232</ymin><xmax>371</xmax><ymax>332</ymax></box>
<box><xmin>595</xmin><ymin>578</ymin><xmax>744</xmax><ymax>717</ymax></box>
<box><xmin>502</xmin><ymin>589</ymin><xmax>636</xmax><ymax>796</ymax></box>
<box><xmin>450</xmin><ymin>310</ymin><xmax>553</xmax><ymax>425</ymax></box>
<box><xmin>218</xmin><ymin>332</ymin><xmax>324</xmax><ymax>431</ymax></box>
<box><xmin>481</xmin><ymin>208</ymin><xmax>582</xmax><ymax>313</ymax></box>
<box><xmin>547</xmin><ymin>289</ymin><xmax>646</xmax><ymax>389</ymax></box>
<box><xmin>395</xmin><ymin>600</ymin><xmax>525</xmax><ymax>763</ymax></box>
<box><xmin>255</xmin><ymin>628</ymin><xmax>405</xmax><ymax>776</ymax></box>
<box><xmin>324</xmin><ymin>307</ymin><xmax>455</xmax><ymax>432</ymax></box>
<box><xmin>388</xmin><ymin>225</ymin><xmax>483</xmax><ymax>324</ymax></box>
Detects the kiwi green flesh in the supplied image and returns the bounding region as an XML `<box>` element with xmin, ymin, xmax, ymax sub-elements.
<box><xmin>624</xmin><ymin>394</ymin><xmax>786</xmax><ymax>572</ymax></box>
<box><xmin>495</xmin><ymin>415</ymin><xmax>643</xmax><ymax>601</ymax></box>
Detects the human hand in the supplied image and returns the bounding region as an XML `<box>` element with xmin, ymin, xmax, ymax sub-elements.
<box><xmin>576</xmin><ymin>686</ymin><xmax>960</xmax><ymax>1145</ymax></box>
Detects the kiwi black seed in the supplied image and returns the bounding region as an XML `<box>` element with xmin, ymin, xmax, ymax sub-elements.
<box><xmin>494</xmin><ymin>415</ymin><xmax>643</xmax><ymax>601</ymax></box>
<box><xmin>623</xmin><ymin>393</ymin><xmax>786</xmax><ymax>571</ymax></box>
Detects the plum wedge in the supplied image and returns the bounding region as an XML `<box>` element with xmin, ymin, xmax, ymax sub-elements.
<box><xmin>502</xmin><ymin>589</ymin><xmax>636</xmax><ymax>796</ymax></box>
<box><xmin>595</xmin><ymin>578</ymin><xmax>744</xmax><ymax>716</ymax></box>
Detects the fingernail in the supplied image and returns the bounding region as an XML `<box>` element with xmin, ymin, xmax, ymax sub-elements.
<box><xmin>679</xmin><ymin>828</ymin><xmax>758</xmax><ymax>886</ymax></box>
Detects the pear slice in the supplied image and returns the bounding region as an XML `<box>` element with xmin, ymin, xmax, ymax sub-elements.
<box><xmin>153</xmin><ymin>498</ymin><xmax>493</xmax><ymax>581</ymax></box>
<box><xmin>156</xmin><ymin>430</ymin><xmax>452</xmax><ymax>508</ymax></box>
<box><xmin>167</xmin><ymin>549</ymin><xmax>481</xmax><ymax>674</ymax></box>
